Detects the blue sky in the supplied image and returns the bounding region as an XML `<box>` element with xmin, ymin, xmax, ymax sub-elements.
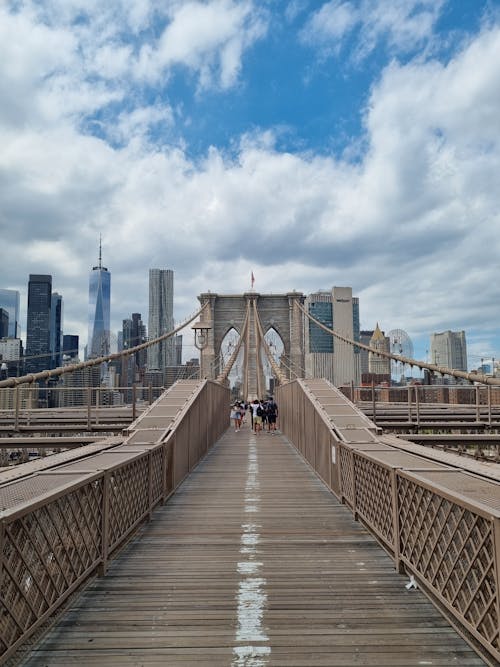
<box><xmin>1</xmin><ymin>0</ymin><xmax>500</xmax><ymax>368</ymax></box>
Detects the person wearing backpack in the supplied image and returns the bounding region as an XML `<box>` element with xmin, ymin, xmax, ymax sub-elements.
<box><xmin>251</xmin><ymin>399</ymin><xmax>263</xmax><ymax>434</ymax></box>
<box><xmin>260</xmin><ymin>399</ymin><xmax>268</xmax><ymax>431</ymax></box>
<box><xmin>266</xmin><ymin>397</ymin><xmax>278</xmax><ymax>433</ymax></box>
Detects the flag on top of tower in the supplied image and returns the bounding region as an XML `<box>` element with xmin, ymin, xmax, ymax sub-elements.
<box><xmin>251</xmin><ymin>271</ymin><xmax>255</xmax><ymax>289</ymax></box>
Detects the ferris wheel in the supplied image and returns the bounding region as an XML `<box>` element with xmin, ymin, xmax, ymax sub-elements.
<box><xmin>387</xmin><ymin>329</ymin><xmax>414</xmax><ymax>381</ymax></box>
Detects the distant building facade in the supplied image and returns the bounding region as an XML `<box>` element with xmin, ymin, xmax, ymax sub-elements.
<box><xmin>368</xmin><ymin>323</ymin><xmax>391</xmax><ymax>376</ymax></box>
<box><xmin>0</xmin><ymin>308</ymin><xmax>8</xmax><ymax>338</ymax></box>
<box><xmin>359</xmin><ymin>330</ymin><xmax>374</xmax><ymax>377</ymax></box>
<box><xmin>0</xmin><ymin>337</ymin><xmax>23</xmax><ymax>377</ymax></box>
<box><xmin>304</xmin><ymin>286</ymin><xmax>360</xmax><ymax>386</ymax></box>
<box><xmin>63</xmin><ymin>335</ymin><xmax>79</xmax><ymax>360</ymax></box>
<box><xmin>0</xmin><ymin>288</ymin><xmax>20</xmax><ymax>338</ymax></box>
<box><xmin>175</xmin><ymin>334</ymin><xmax>183</xmax><ymax>366</ymax></box>
<box><xmin>147</xmin><ymin>268</ymin><xmax>175</xmax><ymax>370</ymax></box>
<box><xmin>50</xmin><ymin>292</ymin><xmax>64</xmax><ymax>369</ymax></box>
<box><xmin>25</xmin><ymin>274</ymin><xmax>52</xmax><ymax>375</ymax></box>
<box><xmin>430</xmin><ymin>330</ymin><xmax>467</xmax><ymax>373</ymax></box>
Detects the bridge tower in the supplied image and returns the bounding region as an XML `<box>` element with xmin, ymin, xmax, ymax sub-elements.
<box><xmin>196</xmin><ymin>291</ymin><xmax>305</xmax><ymax>397</ymax></box>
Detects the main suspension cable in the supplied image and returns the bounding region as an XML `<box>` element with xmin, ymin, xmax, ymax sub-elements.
<box><xmin>296</xmin><ymin>300</ymin><xmax>500</xmax><ymax>387</ymax></box>
<box><xmin>0</xmin><ymin>302</ymin><xmax>210</xmax><ymax>389</ymax></box>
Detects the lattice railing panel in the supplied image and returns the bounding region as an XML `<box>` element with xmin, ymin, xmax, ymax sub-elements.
<box><xmin>151</xmin><ymin>448</ymin><xmax>164</xmax><ymax>503</ymax></box>
<box><xmin>339</xmin><ymin>446</ymin><xmax>354</xmax><ymax>507</ymax></box>
<box><xmin>398</xmin><ymin>476</ymin><xmax>499</xmax><ymax>653</ymax></box>
<box><xmin>354</xmin><ymin>455</ymin><xmax>394</xmax><ymax>548</ymax></box>
<box><xmin>0</xmin><ymin>480</ymin><xmax>103</xmax><ymax>655</ymax></box>
<box><xmin>108</xmin><ymin>457</ymin><xmax>150</xmax><ymax>550</ymax></box>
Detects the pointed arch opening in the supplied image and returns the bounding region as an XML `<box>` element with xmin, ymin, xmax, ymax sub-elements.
<box><xmin>219</xmin><ymin>327</ymin><xmax>244</xmax><ymax>397</ymax></box>
<box><xmin>261</xmin><ymin>327</ymin><xmax>285</xmax><ymax>395</ymax></box>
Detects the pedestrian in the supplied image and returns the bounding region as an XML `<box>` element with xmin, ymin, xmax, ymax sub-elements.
<box><xmin>238</xmin><ymin>401</ymin><xmax>246</xmax><ymax>429</ymax></box>
<box><xmin>230</xmin><ymin>403</ymin><xmax>241</xmax><ymax>432</ymax></box>
<box><xmin>266</xmin><ymin>397</ymin><xmax>278</xmax><ymax>433</ymax></box>
<box><xmin>251</xmin><ymin>399</ymin><xmax>263</xmax><ymax>434</ymax></box>
<box><xmin>248</xmin><ymin>399</ymin><xmax>254</xmax><ymax>430</ymax></box>
<box><xmin>260</xmin><ymin>399</ymin><xmax>268</xmax><ymax>431</ymax></box>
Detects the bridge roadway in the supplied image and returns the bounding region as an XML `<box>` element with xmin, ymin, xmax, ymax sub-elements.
<box><xmin>17</xmin><ymin>425</ymin><xmax>484</xmax><ymax>666</ymax></box>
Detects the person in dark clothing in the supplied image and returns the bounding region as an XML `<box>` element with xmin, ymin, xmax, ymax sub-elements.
<box><xmin>266</xmin><ymin>397</ymin><xmax>278</xmax><ymax>433</ymax></box>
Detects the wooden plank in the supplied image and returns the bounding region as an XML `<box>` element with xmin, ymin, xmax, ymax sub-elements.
<box><xmin>18</xmin><ymin>427</ymin><xmax>486</xmax><ymax>666</ymax></box>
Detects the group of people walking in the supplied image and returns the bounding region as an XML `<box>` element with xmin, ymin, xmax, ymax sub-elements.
<box><xmin>230</xmin><ymin>397</ymin><xmax>278</xmax><ymax>434</ymax></box>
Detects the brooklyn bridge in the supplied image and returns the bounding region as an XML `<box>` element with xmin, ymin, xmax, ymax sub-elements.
<box><xmin>0</xmin><ymin>291</ymin><xmax>499</xmax><ymax>666</ymax></box>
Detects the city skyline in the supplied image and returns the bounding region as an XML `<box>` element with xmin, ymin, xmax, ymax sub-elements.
<box><xmin>0</xmin><ymin>265</ymin><xmax>489</xmax><ymax>373</ymax></box>
<box><xmin>1</xmin><ymin>1</ymin><xmax>499</xmax><ymax>369</ymax></box>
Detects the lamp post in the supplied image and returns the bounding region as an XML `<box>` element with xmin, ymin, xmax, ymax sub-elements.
<box><xmin>192</xmin><ymin>322</ymin><xmax>212</xmax><ymax>351</ymax></box>
<box><xmin>192</xmin><ymin>321</ymin><xmax>212</xmax><ymax>378</ymax></box>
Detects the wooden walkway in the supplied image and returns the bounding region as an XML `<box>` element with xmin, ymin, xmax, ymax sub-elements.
<box><xmin>19</xmin><ymin>426</ymin><xmax>486</xmax><ymax>666</ymax></box>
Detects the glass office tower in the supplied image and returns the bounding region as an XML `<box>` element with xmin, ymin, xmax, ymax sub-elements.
<box><xmin>0</xmin><ymin>288</ymin><xmax>20</xmax><ymax>338</ymax></box>
<box><xmin>147</xmin><ymin>269</ymin><xmax>174</xmax><ymax>370</ymax></box>
<box><xmin>50</xmin><ymin>292</ymin><xmax>64</xmax><ymax>368</ymax></box>
<box><xmin>87</xmin><ymin>243</ymin><xmax>111</xmax><ymax>358</ymax></box>
<box><xmin>25</xmin><ymin>275</ymin><xmax>52</xmax><ymax>374</ymax></box>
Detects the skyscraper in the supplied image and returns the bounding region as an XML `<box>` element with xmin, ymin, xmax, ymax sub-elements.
<box><xmin>304</xmin><ymin>291</ymin><xmax>334</xmax><ymax>380</ymax></box>
<box><xmin>304</xmin><ymin>286</ymin><xmax>360</xmax><ymax>385</ymax></box>
<box><xmin>87</xmin><ymin>240</ymin><xmax>111</xmax><ymax>358</ymax></box>
<box><xmin>63</xmin><ymin>335</ymin><xmax>79</xmax><ymax>360</ymax></box>
<box><xmin>359</xmin><ymin>330</ymin><xmax>374</xmax><ymax>376</ymax></box>
<box><xmin>50</xmin><ymin>292</ymin><xmax>63</xmax><ymax>368</ymax></box>
<box><xmin>25</xmin><ymin>274</ymin><xmax>52</xmax><ymax>374</ymax></box>
<box><xmin>368</xmin><ymin>323</ymin><xmax>391</xmax><ymax>375</ymax></box>
<box><xmin>0</xmin><ymin>288</ymin><xmax>20</xmax><ymax>337</ymax></box>
<box><xmin>0</xmin><ymin>308</ymin><xmax>8</xmax><ymax>338</ymax></box>
<box><xmin>430</xmin><ymin>330</ymin><xmax>467</xmax><ymax>373</ymax></box>
<box><xmin>121</xmin><ymin>313</ymin><xmax>147</xmax><ymax>371</ymax></box>
<box><xmin>147</xmin><ymin>269</ymin><xmax>174</xmax><ymax>370</ymax></box>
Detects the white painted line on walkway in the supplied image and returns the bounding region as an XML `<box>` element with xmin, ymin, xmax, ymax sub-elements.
<box><xmin>232</xmin><ymin>435</ymin><xmax>270</xmax><ymax>666</ymax></box>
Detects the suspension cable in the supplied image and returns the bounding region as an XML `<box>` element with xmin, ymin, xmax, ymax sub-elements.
<box><xmin>278</xmin><ymin>352</ymin><xmax>308</xmax><ymax>380</ymax></box>
<box><xmin>296</xmin><ymin>300</ymin><xmax>500</xmax><ymax>387</ymax></box>
<box><xmin>0</xmin><ymin>302</ymin><xmax>210</xmax><ymax>389</ymax></box>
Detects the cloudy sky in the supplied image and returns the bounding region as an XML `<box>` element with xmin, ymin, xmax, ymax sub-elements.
<box><xmin>1</xmin><ymin>0</ymin><xmax>500</xmax><ymax>366</ymax></box>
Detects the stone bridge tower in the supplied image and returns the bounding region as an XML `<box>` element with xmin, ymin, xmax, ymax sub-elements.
<box><xmin>196</xmin><ymin>291</ymin><xmax>304</xmax><ymax>397</ymax></box>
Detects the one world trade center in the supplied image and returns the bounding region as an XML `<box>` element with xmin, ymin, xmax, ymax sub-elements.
<box><xmin>87</xmin><ymin>239</ymin><xmax>110</xmax><ymax>358</ymax></box>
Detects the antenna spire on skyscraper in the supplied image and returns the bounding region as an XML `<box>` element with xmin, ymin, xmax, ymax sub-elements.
<box><xmin>98</xmin><ymin>234</ymin><xmax>102</xmax><ymax>269</ymax></box>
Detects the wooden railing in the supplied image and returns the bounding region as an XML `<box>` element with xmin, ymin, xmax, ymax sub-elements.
<box><xmin>0</xmin><ymin>379</ymin><xmax>229</xmax><ymax>665</ymax></box>
<box><xmin>277</xmin><ymin>378</ymin><xmax>500</xmax><ymax>665</ymax></box>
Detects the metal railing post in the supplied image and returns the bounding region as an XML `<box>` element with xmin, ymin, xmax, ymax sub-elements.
<box><xmin>0</xmin><ymin>520</ymin><xmax>4</xmax><ymax>593</ymax></box>
<box><xmin>148</xmin><ymin>452</ymin><xmax>154</xmax><ymax>519</ymax></box>
<box><xmin>488</xmin><ymin>384</ymin><xmax>492</xmax><ymax>428</ymax></box>
<box><xmin>132</xmin><ymin>384</ymin><xmax>137</xmax><ymax>421</ymax></box>
<box><xmin>99</xmin><ymin>473</ymin><xmax>110</xmax><ymax>576</ymax></box>
<box><xmin>476</xmin><ymin>384</ymin><xmax>481</xmax><ymax>422</ymax></box>
<box><xmin>407</xmin><ymin>385</ymin><xmax>412</xmax><ymax>424</ymax></box>
<box><xmin>371</xmin><ymin>378</ymin><xmax>376</xmax><ymax>425</ymax></box>
<box><xmin>415</xmin><ymin>384</ymin><xmax>420</xmax><ymax>430</ymax></box>
<box><xmin>87</xmin><ymin>386</ymin><xmax>92</xmax><ymax>430</ymax></box>
<box><xmin>148</xmin><ymin>383</ymin><xmax>153</xmax><ymax>405</ymax></box>
<box><xmin>14</xmin><ymin>386</ymin><xmax>19</xmax><ymax>431</ymax></box>
<box><xmin>95</xmin><ymin>387</ymin><xmax>100</xmax><ymax>426</ymax></box>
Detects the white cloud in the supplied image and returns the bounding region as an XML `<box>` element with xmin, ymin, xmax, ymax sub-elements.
<box><xmin>0</xmin><ymin>0</ymin><xmax>267</xmax><ymax>135</ymax></box>
<box><xmin>135</xmin><ymin>0</ymin><xmax>267</xmax><ymax>89</ymax></box>
<box><xmin>300</xmin><ymin>0</ymin><xmax>445</xmax><ymax>60</ymax></box>
<box><xmin>2</xmin><ymin>4</ymin><xmax>500</xmax><ymax>364</ymax></box>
